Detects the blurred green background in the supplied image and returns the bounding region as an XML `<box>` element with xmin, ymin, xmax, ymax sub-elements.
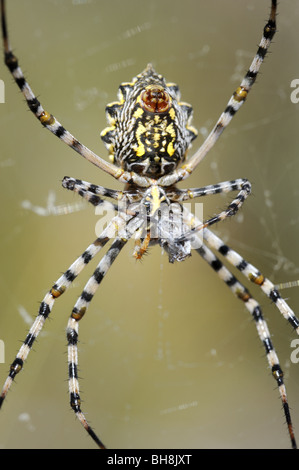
<box><xmin>0</xmin><ymin>0</ymin><xmax>299</xmax><ymax>449</ymax></box>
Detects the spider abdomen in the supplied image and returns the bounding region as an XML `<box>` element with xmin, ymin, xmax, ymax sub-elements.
<box><xmin>100</xmin><ymin>64</ymin><xmax>197</xmax><ymax>177</ymax></box>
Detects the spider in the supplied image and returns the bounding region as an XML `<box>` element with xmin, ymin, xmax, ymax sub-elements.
<box><xmin>1</xmin><ymin>0</ymin><xmax>298</xmax><ymax>449</ymax></box>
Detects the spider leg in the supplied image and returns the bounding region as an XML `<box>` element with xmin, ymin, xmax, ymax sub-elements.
<box><xmin>0</xmin><ymin>213</ymin><xmax>134</xmax><ymax>408</ymax></box>
<box><xmin>62</xmin><ymin>177</ymin><xmax>140</xmax><ymax>218</ymax></box>
<box><xmin>202</xmin><ymin>227</ymin><xmax>299</xmax><ymax>334</ymax></box>
<box><xmin>176</xmin><ymin>179</ymin><xmax>251</xmax><ymax>240</ymax></box>
<box><xmin>196</xmin><ymin>239</ymin><xmax>297</xmax><ymax>449</ymax></box>
<box><xmin>0</xmin><ymin>0</ymin><xmax>147</xmax><ymax>185</ymax></box>
<box><xmin>157</xmin><ymin>0</ymin><xmax>277</xmax><ymax>187</ymax></box>
<box><xmin>62</xmin><ymin>177</ymin><xmax>142</xmax><ymax>204</ymax></box>
<box><xmin>168</xmin><ymin>179</ymin><xmax>249</xmax><ymax>202</ymax></box>
<box><xmin>62</xmin><ymin>178</ymin><xmax>120</xmax><ymax>212</ymax></box>
<box><xmin>66</xmin><ymin>217</ymin><xmax>143</xmax><ymax>448</ymax></box>
<box><xmin>62</xmin><ymin>177</ymin><xmax>124</xmax><ymax>201</ymax></box>
<box><xmin>67</xmin><ymin>239</ymin><xmax>127</xmax><ymax>449</ymax></box>
<box><xmin>184</xmin><ymin>0</ymin><xmax>277</xmax><ymax>173</ymax></box>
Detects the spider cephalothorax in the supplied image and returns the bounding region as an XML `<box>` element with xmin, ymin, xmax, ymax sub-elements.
<box><xmin>100</xmin><ymin>63</ymin><xmax>197</xmax><ymax>177</ymax></box>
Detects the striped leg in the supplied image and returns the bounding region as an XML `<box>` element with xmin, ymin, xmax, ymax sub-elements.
<box><xmin>62</xmin><ymin>177</ymin><xmax>123</xmax><ymax>201</ymax></box>
<box><xmin>196</xmin><ymin>240</ymin><xmax>297</xmax><ymax>449</ymax></box>
<box><xmin>62</xmin><ymin>178</ymin><xmax>141</xmax><ymax>219</ymax></box>
<box><xmin>1</xmin><ymin>0</ymin><xmax>147</xmax><ymax>186</ymax></box>
<box><xmin>63</xmin><ymin>177</ymin><xmax>142</xmax><ymax>204</ymax></box>
<box><xmin>62</xmin><ymin>177</ymin><xmax>119</xmax><ymax>211</ymax></box>
<box><xmin>175</xmin><ymin>179</ymin><xmax>251</xmax><ymax>237</ymax></box>
<box><xmin>183</xmin><ymin>0</ymin><xmax>277</xmax><ymax>173</ymax></box>
<box><xmin>0</xmin><ymin>214</ymin><xmax>131</xmax><ymax>409</ymax></box>
<box><xmin>157</xmin><ymin>0</ymin><xmax>277</xmax><ymax>187</ymax></box>
<box><xmin>202</xmin><ymin>227</ymin><xmax>299</xmax><ymax>335</ymax></box>
<box><xmin>170</xmin><ymin>179</ymin><xmax>250</xmax><ymax>202</ymax></box>
<box><xmin>66</xmin><ymin>216</ymin><xmax>143</xmax><ymax>448</ymax></box>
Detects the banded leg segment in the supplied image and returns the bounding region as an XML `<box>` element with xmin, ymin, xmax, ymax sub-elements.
<box><xmin>66</xmin><ymin>216</ymin><xmax>143</xmax><ymax>449</ymax></box>
<box><xmin>196</xmin><ymin>240</ymin><xmax>297</xmax><ymax>449</ymax></box>
<box><xmin>62</xmin><ymin>177</ymin><xmax>119</xmax><ymax>211</ymax></box>
<box><xmin>67</xmin><ymin>319</ymin><xmax>106</xmax><ymax>449</ymax></box>
<box><xmin>62</xmin><ymin>177</ymin><xmax>143</xmax><ymax>217</ymax></box>
<box><xmin>177</xmin><ymin>179</ymin><xmax>251</xmax><ymax>239</ymax></box>
<box><xmin>169</xmin><ymin>179</ymin><xmax>250</xmax><ymax>202</ymax></box>
<box><xmin>63</xmin><ymin>177</ymin><xmax>142</xmax><ymax>204</ymax></box>
<box><xmin>182</xmin><ymin>0</ymin><xmax>277</xmax><ymax>173</ymax></box>
<box><xmin>62</xmin><ymin>177</ymin><xmax>123</xmax><ymax>201</ymax></box>
<box><xmin>67</xmin><ymin>239</ymin><xmax>128</xmax><ymax>449</ymax></box>
<box><xmin>0</xmin><ymin>214</ymin><xmax>133</xmax><ymax>408</ymax></box>
<box><xmin>157</xmin><ymin>0</ymin><xmax>277</xmax><ymax>187</ymax></box>
<box><xmin>0</xmin><ymin>0</ymin><xmax>141</xmax><ymax>185</ymax></box>
<box><xmin>202</xmin><ymin>227</ymin><xmax>299</xmax><ymax>334</ymax></box>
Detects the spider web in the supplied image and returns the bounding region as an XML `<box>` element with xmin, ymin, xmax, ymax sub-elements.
<box><xmin>0</xmin><ymin>0</ymin><xmax>299</xmax><ymax>450</ymax></box>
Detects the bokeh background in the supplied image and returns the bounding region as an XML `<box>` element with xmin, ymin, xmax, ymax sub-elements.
<box><xmin>1</xmin><ymin>0</ymin><xmax>299</xmax><ymax>449</ymax></box>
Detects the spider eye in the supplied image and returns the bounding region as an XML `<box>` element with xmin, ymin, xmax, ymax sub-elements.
<box><xmin>140</xmin><ymin>85</ymin><xmax>171</xmax><ymax>113</ymax></box>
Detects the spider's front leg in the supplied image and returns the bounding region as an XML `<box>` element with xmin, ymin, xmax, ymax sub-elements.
<box><xmin>156</xmin><ymin>0</ymin><xmax>277</xmax><ymax>188</ymax></box>
<box><xmin>0</xmin><ymin>0</ymin><xmax>147</xmax><ymax>186</ymax></box>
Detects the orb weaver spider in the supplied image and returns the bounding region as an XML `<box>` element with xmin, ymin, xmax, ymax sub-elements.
<box><xmin>0</xmin><ymin>0</ymin><xmax>298</xmax><ymax>449</ymax></box>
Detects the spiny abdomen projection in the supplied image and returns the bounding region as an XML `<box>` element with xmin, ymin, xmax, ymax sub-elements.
<box><xmin>100</xmin><ymin>64</ymin><xmax>197</xmax><ymax>178</ymax></box>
